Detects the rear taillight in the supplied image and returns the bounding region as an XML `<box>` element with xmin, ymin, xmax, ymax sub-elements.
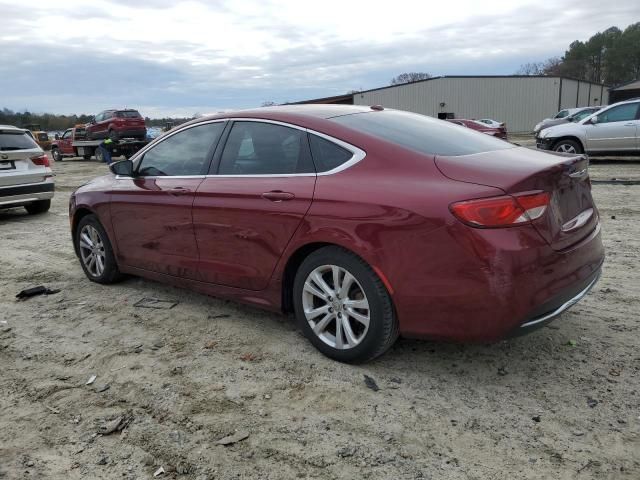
<box><xmin>450</xmin><ymin>192</ymin><xmax>550</xmax><ymax>228</ymax></box>
<box><xmin>31</xmin><ymin>153</ymin><xmax>50</xmax><ymax>167</ymax></box>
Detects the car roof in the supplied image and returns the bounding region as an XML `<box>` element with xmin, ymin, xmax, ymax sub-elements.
<box><xmin>198</xmin><ymin>105</ymin><xmax>377</xmax><ymax>122</ymax></box>
<box><xmin>0</xmin><ymin>124</ymin><xmax>26</xmax><ymax>131</ymax></box>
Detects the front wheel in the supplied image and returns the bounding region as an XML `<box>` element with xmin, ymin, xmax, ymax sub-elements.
<box><xmin>293</xmin><ymin>246</ymin><xmax>398</xmax><ymax>363</ymax></box>
<box><xmin>553</xmin><ymin>139</ymin><xmax>583</xmax><ymax>154</ymax></box>
<box><xmin>51</xmin><ymin>148</ymin><xmax>62</xmax><ymax>162</ymax></box>
<box><xmin>75</xmin><ymin>215</ymin><xmax>123</xmax><ymax>284</ymax></box>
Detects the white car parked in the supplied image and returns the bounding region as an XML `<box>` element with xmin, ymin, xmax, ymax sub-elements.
<box><xmin>536</xmin><ymin>99</ymin><xmax>640</xmax><ymax>154</ymax></box>
<box><xmin>0</xmin><ymin>125</ymin><xmax>54</xmax><ymax>214</ymax></box>
<box><xmin>476</xmin><ymin>118</ymin><xmax>504</xmax><ymax>128</ymax></box>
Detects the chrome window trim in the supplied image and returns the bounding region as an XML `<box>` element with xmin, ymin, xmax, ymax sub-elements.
<box><xmin>128</xmin><ymin>119</ymin><xmax>228</xmax><ymax>166</ymax></box>
<box><xmin>115</xmin><ymin>175</ymin><xmax>206</xmax><ymax>180</ymax></box>
<box><xmin>122</xmin><ymin>117</ymin><xmax>367</xmax><ymax>180</ymax></box>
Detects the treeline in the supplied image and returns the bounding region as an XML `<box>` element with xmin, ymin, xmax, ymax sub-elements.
<box><xmin>0</xmin><ymin>108</ymin><xmax>193</xmax><ymax>131</ymax></box>
<box><xmin>517</xmin><ymin>23</ymin><xmax>640</xmax><ymax>86</ymax></box>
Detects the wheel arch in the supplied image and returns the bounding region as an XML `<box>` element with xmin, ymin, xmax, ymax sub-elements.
<box><xmin>280</xmin><ymin>241</ymin><xmax>394</xmax><ymax>314</ymax></box>
<box><xmin>71</xmin><ymin>207</ymin><xmax>96</xmax><ymax>256</ymax></box>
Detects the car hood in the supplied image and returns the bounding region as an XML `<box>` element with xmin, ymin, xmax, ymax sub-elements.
<box><xmin>539</xmin><ymin>121</ymin><xmax>583</xmax><ymax>138</ymax></box>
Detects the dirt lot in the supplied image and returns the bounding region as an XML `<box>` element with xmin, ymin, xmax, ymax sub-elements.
<box><xmin>1</xmin><ymin>152</ymin><xmax>639</xmax><ymax>480</ymax></box>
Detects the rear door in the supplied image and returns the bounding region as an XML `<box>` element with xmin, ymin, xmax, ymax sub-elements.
<box><xmin>110</xmin><ymin>121</ymin><xmax>226</xmax><ymax>278</ymax></box>
<box><xmin>0</xmin><ymin>130</ymin><xmax>46</xmax><ymax>187</ymax></box>
<box><xmin>585</xmin><ymin>102</ymin><xmax>640</xmax><ymax>152</ymax></box>
<box><xmin>193</xmin><ymin>120</ymin><xmax>316</xmax><ymax>290</ymax></box>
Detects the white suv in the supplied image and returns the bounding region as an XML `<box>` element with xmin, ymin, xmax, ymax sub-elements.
<box><xmin>536</xmin><ymin>99</ymin><xmax>640</xmax><ymax>154</ymax></box>
<box><xmin>0</xmin><ymin>125</ymin><xmax>54</xmax><ymax>214</ymax></box>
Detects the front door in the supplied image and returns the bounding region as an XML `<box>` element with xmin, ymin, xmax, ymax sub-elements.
<box><xmin>193</xmin><ymin>120</ymin><xmax>316</xmax><ymax>290</ymax></box>
<box><xmin>110</xmin><ymin>121</ymin><xmax>226</xmax><ymax>278</ymax></box>
<box><xmin>585</xmin><ymin>102</ymin><xmax>640</xmax><ymax>152</ymax></box>
<box><xmin>57</xmin><ymin>129</ymin><xmax>73</xmax><ymax>154</ymax></box>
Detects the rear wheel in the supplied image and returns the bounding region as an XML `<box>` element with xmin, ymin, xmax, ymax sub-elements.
<box><xmin>293</xmin><ymin>246</ymin><xmax>398</xmax><ymax>363</ymax></box>
<box><xmin>25</xmin><ymin>200</ymin><xmax>51</xmax><ymax>215</ymax></box>
<box><xmin>75</xmin><ymin>215</ymin><xmax>123</xmax><ymax>284</ymax></box>
<box><xmin>553</xmin><ymin>139</ymin><xmax>583</xmax><ymax>154</ymax></box>
<box><xmin>83</xmin><ymin>154</ymin><xmax>92</xmax><ymax>160</ymax></box>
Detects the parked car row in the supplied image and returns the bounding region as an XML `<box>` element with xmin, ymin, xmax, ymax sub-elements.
<box><xmin>447</xmin><ymin>118</ymin><xmax>507</xmax><ymax>139</ymax></box>
<box><xmin>535</xmin><ymin>98</ymin><xmax>640</xmax><ymax>154</ymax></box>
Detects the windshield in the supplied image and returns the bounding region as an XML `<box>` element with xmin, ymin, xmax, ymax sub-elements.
<box><xmin>331</xmin><ymin>110</ymin><xmax>514</xmax><ymax>156</ymax></box>
<box><xmin>0</xmin><ymin>131</ymin><xmax>40</xmax><ymax>151</ymax></box>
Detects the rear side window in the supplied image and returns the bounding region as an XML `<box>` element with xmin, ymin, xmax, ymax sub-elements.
<box><xmin>309</xmin><ymin>134</ymin><xmax>353</xmax><ymax>172</ymax></box>
<box><xmin>0</xmin><ymin>131</ymin><xmax>39</xmax><ymax>151</ymax></box>
<box><xmin>218</xmin><ymin>122</ymin><xmax>314</xmax><ymax>175</ymax></box>
<box><xmin>137</xmin><ymin>122</ymin><xmax>224</xmax><ymax>176</ymax></box>
<box><xmin>331</xmin><ymin>110</ymin><xmax>513</xmax><ymax>156</ymax></box>
<box><xmin>116</xmin><ymin>111</ymin><xmax>142</xmax><ymax>118</ymax></box>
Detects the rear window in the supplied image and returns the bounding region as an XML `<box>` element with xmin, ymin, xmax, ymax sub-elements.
<box><xmin>37</xmin><ymin>132</ymin><xmax>49</xmax><ymax>141</ymax></box>
<box><xmin>116</xmin><ymin>110</ymin><xmax>142</xmax><ymax>118</ymax></box>
<box><xmin>331</xmin><ymin>110</ymin><xmax>513</xmax><ymax>156</ymax></box>
<box><xmin>0</xmin><ymin>131</ymin><xmax>39</xmax><ymax>151</ymax></box>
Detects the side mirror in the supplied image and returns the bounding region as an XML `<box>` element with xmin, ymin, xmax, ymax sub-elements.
<box><xmin>109</xmin><ymin>160</ymin><xmax>134</xmax><ymax>177</ymax></box>
<box><xmin>589</xmin><ymin>115</ymin><xmax>599</xmax><ymax>124</ymax></box>
<box><xmin>54</xmin><ymin>134</ymin><xmax>60</xmax><ymax>140</ymax></box>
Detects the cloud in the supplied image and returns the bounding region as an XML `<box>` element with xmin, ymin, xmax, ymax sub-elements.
<box><xmin>0</xmin><ymin>0</ymin><xmax>637</xmax><ymax>115</ymax></box>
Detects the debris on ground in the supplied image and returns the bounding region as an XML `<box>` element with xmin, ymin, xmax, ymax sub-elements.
<box><xmin>364</xmin><ymin>374</ymin><xmax>380</xmax><ymax>391</ymax></box>
<box><xmin>532</xmin><ymin>415</ymin><xmax>541</xmax><ymax>423</ymax></box>
<box><xmin>497</xmin><ymin>367</ymin><xmax>508</xmax><ymax>376</ymax></box>
<box><xmin>153</xmin><ymin>466</ymin><xmax>165</xmax><ymax>477</ymax></box>
<box><xmin>98</xmin><ymin>414</ymin><xmax>132</xmax><ymax>435</ymax></box>
<box><xmin>85</xmin><ymin>375</ymin><xmax>97</xmax><ymax>385</ymax></box>
<box><xmin>216</xmin><ymin>430</ymin><xmax>250</xmax><ymax>445</ymax></box>
<box><xmin>239</xmin><ymin>353</ymin><xmax>259</xmax><ymax>362</ymax></box>
<box><xmin>133</xmin><ymin>298</ymin><xmax>178</xmax><ymax>309</ymax></box>
<box><xmin>95</xmin><ymin>384</ymin><xmax>110</xmax><ymax>393</ymax></box>
<box><xmin>16</xmin><ymin>285</ymin><xmax>61</xmax><ymax>300</ymax></box>
<box><xmin>587</xmin><ymin>397</ymin><xmax>599</xmax><ymax>408</ymax></box>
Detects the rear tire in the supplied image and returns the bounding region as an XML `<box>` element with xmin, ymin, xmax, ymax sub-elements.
<box><xmin>83</xmin><ymin>154</ymin><xmax>92</xmax><ymax>160</ymax></box>
<box><xmin>75</xmin><ymin>214</ymin><xmax>123</xmax><ymax>284</ymax></box>
<box><xmin>293</xmin><ymin>246</ymin><xmax>398</xmax><ymax>363</ymax></box>
<box><xmin>25</xmin><ymin>200</ymin><xmax>51</xmax><ymax>215</ymax></box>
<box><xmin>553</xmin><ymin>139</ymin><xmax>583</xmax><ymax>154</ymax></box>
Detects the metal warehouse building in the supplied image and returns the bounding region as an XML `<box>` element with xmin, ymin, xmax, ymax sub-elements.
<box><xmin>298</xmin><ymin>76</ymin><xmax>609</xmax><ymax>133</ymax></box>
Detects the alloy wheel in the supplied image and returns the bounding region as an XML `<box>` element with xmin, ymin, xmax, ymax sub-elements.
<box><xmin>79</xmin><ymin>224</ymin><xmax>106</xmax><ymax>278</ymax></box>
<box><xmin>302</xmin><ymin>264</ymin><xmax>370</xmax><ymax>350</ymax></box>
<box><xmin>555</xmin><ymin>143</ymin><xmax>577</xmax><ymax>154</ymax></box>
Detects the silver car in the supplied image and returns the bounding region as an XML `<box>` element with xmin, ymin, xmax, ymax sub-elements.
<box><xmin>0</xmin><ymin>125</ymin><xmax>54</xmax><ymax>214</ymax></box>
<box><xmin>536</xmin><ymin>99</ymin><xmax>640</xmax><ymax>154</ymax></box>
<box><xmin>533</xmin><ymin>107</ymin><xmax>601</xmax><ymax>134</ymax></box>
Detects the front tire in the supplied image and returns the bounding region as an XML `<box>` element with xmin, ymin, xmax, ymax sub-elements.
<box><xmin>553</xmin><ymin>139</ymin><xmax>583</xmax><ymax>154</ymax></box>
<box><xmin>75</xmin><ymin>215</ymin><xmax>123</xmax><ymax>284</ymax></box>
<box><xmin>25</xmin><ymin>200</ymin><xmax>51</xmax><ymax>215</ymax></box>
<box><xmin>293</xmin><ymin>246</ymin><xmax>398</xmax><ymax>363</ymax></box>
<box><xmin>51</xmin><ymin>148</ymin><xmax>62</xmax><ymax>162</ymax></box>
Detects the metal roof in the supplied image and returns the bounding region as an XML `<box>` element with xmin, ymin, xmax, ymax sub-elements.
<box><xmin>611</xmin><ymin>79</ymin><xmax>640</xmax><ymax>91</ymax></box>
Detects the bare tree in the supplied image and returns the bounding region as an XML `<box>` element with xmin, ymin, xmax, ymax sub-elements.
<box><xmin>390</xmin><ymin>72</ymin><xmax>432</xmax><ymax>85</ymax></box>
<box><xmin>261</xmin><ymin>101</ymin><xmax>277</xmax><ymax>107</ymax></box>
<box><xmin>515</xmin><ymin>62</ymin><xmax>544</xmax><ymax>75</ymax></box>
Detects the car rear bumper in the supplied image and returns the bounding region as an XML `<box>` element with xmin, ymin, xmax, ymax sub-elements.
<box><xmin>0</xmin><ymin>179</ymin><xmax>55</xmax><ymax>207</ymax></box>
<box><xmin>393</xmin><ymin>220</ymin><xmax>605</xmax><ymax>342</ymax></box>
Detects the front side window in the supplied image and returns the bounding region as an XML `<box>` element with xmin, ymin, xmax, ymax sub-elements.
<box><xmin>597</xmin><ymin>103</ymin><xmax>639</xmax><ymax>124</ymax></box>
<box><xmin>62</xmin><ymin>129</ymin><xmax>72</xmax><ymax>139</ymax></box>
<box><xmin>308</xmin><ymin>135</ymin><xmax>353</xmax><ymax>172</ymax></box>
<box><xmin>218</xmin><ymin>121</ymin><xmax>314</xmax><ymax>175</ymax></box>
<box><xmin>137</xmin><ymin>122</ymin><xmax>224</xmax><ymax>176</ymax></box>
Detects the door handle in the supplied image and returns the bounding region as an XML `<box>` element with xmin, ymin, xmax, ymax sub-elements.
<box><xmin>261</xmin><ymin>190</ymin><xmax>295</xmax><ymax>202</ymax></box>
<box><xmin>624</xmin><ymin>123</ymin><xmax>636</xmax><ymax>126</ymax></box>
<box><xmin>168</xmin><ymin>187</ymin><xmax>191</xmax><ymax>196</ymax></box>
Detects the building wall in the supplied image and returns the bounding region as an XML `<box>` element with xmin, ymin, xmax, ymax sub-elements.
<box><xmin>353</xmin><ymin>77</ymin><xmax>609</xmax><ymax>133</ymax></box>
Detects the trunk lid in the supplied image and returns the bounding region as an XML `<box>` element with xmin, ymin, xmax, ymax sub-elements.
<box><xmin>435</xmin><ymin>146</ymin><xmax>598</xmax><ymax>251</ymax></box>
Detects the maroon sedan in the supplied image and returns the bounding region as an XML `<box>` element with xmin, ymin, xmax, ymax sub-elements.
<box><xmin>69</xmin><ymin>106</ymin><xmax>603</xmax><ymax>363</ymax></box>
<box><xmin>448</xmin><ymin>118</ymin><xmax>508</xmax><ymax>139</ymax></box>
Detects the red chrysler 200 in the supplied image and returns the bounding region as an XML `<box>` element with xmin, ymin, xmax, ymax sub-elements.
<box><xmin>69</xmin><ymin>105</ymin><xmax>604</xmax><ymax>363</ymax></box>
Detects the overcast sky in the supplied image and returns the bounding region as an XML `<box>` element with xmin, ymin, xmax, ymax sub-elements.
<box><xmin>1</xmin><ymin>0</ymin><xmax>637</xmax><ymax>117</ymax></box>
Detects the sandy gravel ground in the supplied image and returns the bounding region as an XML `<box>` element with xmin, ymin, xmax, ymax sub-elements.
<box><xmin>1</xmin><ymin>152</ymin><xmax>639</xmax><ymax>480</ymax></box>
